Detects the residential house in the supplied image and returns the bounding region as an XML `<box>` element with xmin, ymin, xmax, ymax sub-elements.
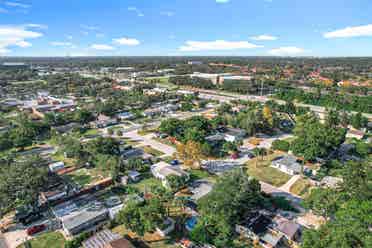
<box><xmin>52</xmin><ymin>195</ymin><xmax>109</xmax><ymax>236</ymax></box>
<box><xmin>116</xmin><ymin>112</ymin><xmax>134</xmax><ymax>121</ymax></box>
<box><xmin>223</xmin><ymin>128</ymin><xmax>246</xmax><ymax>142</ymax></box>
<box><xmin>151</xmin><ymin>161</ymin><xmax>189</xmax><ymax>187</ymax></box>
<box><xmin>202</xmin><ymin>160</ymin><xmax>242</xmax><ymax>175</ymax></box>
<box><xmin>320</xmin><ymin>176</ymin><xmax>343</xmax><ymax>189</ymax></box>
<box><xmin>236</xmin><ymin>211</ymin><xmax>301</xmax><ymax>248</ymax></box>
<box><xmin>346</xmin><ymin>129</ymin><xmax>365</xmax><ymax>140</ymax></box>
<box><xmin>52</xmin><ymin>123</ymin><xmax>81</xmax><ymax>134</ymax></box>
<box><xmin>49</xmin><ymin>161</ymin><xmax>65</xmax><ymax>173</ymax></box>
<box><xmin>104</xmin><ymin>238</ymin><xmax>135</xmax><ymax>248</ymax></box>
<box><xmin>271</xmin><ymin>155</ymin><xmax>302</xmax><ymax>175</ymax></box>
<box><xmin>90</xmin><ymin>114</ymin><xmax>118</xmax><ymax>128</ymax></box>
<box><xmin>82</xmin><ymin>229</ymin><xmax>124</xmax><ymax>248</ymax></box>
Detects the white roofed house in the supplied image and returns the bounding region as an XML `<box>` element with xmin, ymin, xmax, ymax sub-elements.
<box><xmin>223</xmin><ymin>127</ymin><xmax>246</xmax><ymax>142</ymax></box>
<box><xmin>116</xmin><ymin>111</ymin><xmax>134</xmax><ymax>121</ymax></box>
<box><xmin>271</xmin><ymin>155</ymin><xmax>302</xmax><ymax>175</ymax></box>
<box><xmin>151</xmin><ymin>161</ymin><xmax>189</xmax><ymax>187</ymax></box>
<box><xmin>49</xmin><ymin>161</ymin><xmax>65</xmax><ymax>173</ymax></box>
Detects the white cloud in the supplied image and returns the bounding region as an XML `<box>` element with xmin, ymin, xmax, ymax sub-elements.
<box><xmin>90</xmin><ymin>44</ymin><xmax>115</xmax><ymax>50</ymax></box>
<box><xmin>268</xmin><ymin>46</ymin><xmax>306</xmax><ymax>56</ymax></box>
<box><xmin>216</xmin><ymin>0</ymin><xmax>230</xmax><ymax>3</ymax></box>
<box><xmin>0</xmin><ymin>25</ymin><xmax>43</xmax><ymax>53</ymax></box>
<box><xmin>50</xmin><ymin>41</ymin><xmax>74</xmax><ymax>47</ymax></box>
<box><xmin>128</xmin><ymin>7</ymin><xmax>144</xmax><ymax>17</ymax></box>
<box><xmin>5</xmin><ymin>1</ymin><xmax>30</xmax><ymax>9</ymax></box>
<box><xmin>160</xmin><ymin>11</ymin><xmax>175</xmax><ymax>17</ymax></box>
<box><xmin>323</xmin><ymin>24</ymin><xmax>372</xmax><ymax>38</ymax></box>
<box><xmin>251</xmin><ymin>34</ymin><xmax>278</xmax><ymax>41</ymax></box>
<box><xmin>179</xmin><ymin>40</ymin><xmax>262</xmax><ymax>52</ymax></box>
<box><xmin>113</xmin><ymin>37</ymin><xmax>140</xmax><ymax>46</ymax></box>
<box><xmin>15</xmin><ymin>40</ymin><xmax>31</xmax><ymax>47</ymax></box>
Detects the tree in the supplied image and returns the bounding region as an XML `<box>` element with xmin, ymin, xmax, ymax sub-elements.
<box><xmin>302</xmin><ymin>161</ymin><xmax>372</xmax><ymax>248</ymax></box>
<box><xmin>176</xmin><ymin>141</ymin><xmax>204</xmax><ymax>169</ymax></box>
<box><xmin>159</xmin><ymin>118</ymin><xmax>183</xmax><ymax>137</ymax></box>
<box><xmin>107</xmin><ymin>128</ymin><xmax>114</xmax><ymax>136</ymax></box>
<box><xmin>303</xmin><ymin>188</ymin><xmax>339</xmax><ymax>218</ymax></box>
<box><xmin>166</xmin><ymin>175</ymin><xmax>188</xmax><ymax>191</ymax></box>
<box><xmin>271</xmin><ymin>140</ymin><xmax>290</xmax><ymax>152</ymax></box>
<box><xmin>217</xmin><ymin>103</ymin><xmax>232</xmax><ymax>115</ymax></box>
<box><xmin>325</xmin><ymin>108</ymin><xmax>340</xmax><ymax>128</ymax></box>
<box><xmin>74</xmin><ymin>109</ymin><xmax>94</xmax><ymax>124</ymax></box>
<box><xmin>117</xmin><ymin>198</ymin><xmax>166</xmax><ymax>236</ymax></box>
<box><xmin>86</xmin><ymin>137</ymin><xmax>120</xmax><ymax>156</ymax></box>
<box><xmin>190</xmin><ymin>169</ymin><xmax>263</xmax><ymax>247</ymax></box>
<box><xmin>262</xmin><ymin>105</ymin><xmax>274</xmax><ymax>127</ymax></box>
<box><xmin>116</xmin><ymin>129</ymin><xmax>123</xmax><ymax>137</ymax></box>
<box><xmin>350</xmin><ymin>112</ymin><xmax>368</xmax><ymax>129</ymax></box>
<box><xmin>0</xmin><ymin>156</ymin><xmax>48</xmax><ymax>215</ymax></box>
<box><xmin>291</xmin><ymin>113</ymin><xmax>346</xmax><ymax>161</ymax></box>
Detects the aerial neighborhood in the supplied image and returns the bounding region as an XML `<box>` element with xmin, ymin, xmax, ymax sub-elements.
<box><xmin>0</xmin><ymin>56</ymin><xmax>370</xmax><ymax>248</ymax></box>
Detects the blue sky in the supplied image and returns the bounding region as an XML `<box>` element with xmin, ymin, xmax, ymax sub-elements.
<box><xmin>0</xmin><ymin>0</ymin><xmax>372</xmax><ymax>57</ymax></box>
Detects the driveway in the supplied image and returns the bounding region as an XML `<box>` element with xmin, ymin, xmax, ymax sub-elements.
<box><xmin>279</xmin><ymin>175</ymin><xmax>301</xmax><ymax>192</ymax></box>
<box><xmin>0</xmin><ymin>233</ymin><xmax>8</xmax><ymax>248</ymax></box>
<box><xmin>260</xmin><ymin>181</ymin><xmax>304</xmax><ymax>212</ymax></box>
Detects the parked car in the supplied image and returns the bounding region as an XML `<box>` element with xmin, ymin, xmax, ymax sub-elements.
<box><xmin>26</xmin><ymin>224</ymin><xmax>46</xmax><ymax>235</ymax></box>
<box><xmin>170</xmin><ymin>160</ymin><xmax>179</xmax><ymax>166</ymax></box>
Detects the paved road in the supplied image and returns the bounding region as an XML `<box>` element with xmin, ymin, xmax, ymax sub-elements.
<box><xmin>260</xmin><ymin>181</ymin><xmax>304</xmax><ymax>212</ymax></box>
<box><xmin>0</xmin><ymin>233</ymin><xmax>8</xmax><ymax>248</ymax></box>
<box><xmin>123</xmin><ymin>130</ymin><xmax>176</xmax><ymax>158</ymax></box>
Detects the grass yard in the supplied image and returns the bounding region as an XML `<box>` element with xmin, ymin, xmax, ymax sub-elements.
<box><xmin>141</xmin><ymin>146</ymin><xmax>165</xmax><ymax>157</ymax></box>
<box><xmin>63</xmin><ymin>167</ymin><xmax>110</xmax><ymax>187</ymax></box>
<box><xmin>132</xmin><ymin>175</ymin><xmax>163</xmax><ymax>193</ymax></box>
<box><xmin>290</xmin><ymin>178</ymin><xmax>311</xmax><ymax>197</ymax></box>
<box><xmin>51</xmin><ymin>152</ymin><xmax>77</xmax><ymax>167</ymax></box>
<box><xmin>83</xmin><ymin>128</ymin><xmax>99</xmax><ymax>136</ymax></box>
<box><xmin>246</xmin><ymin>152</ymin><xmax>291</xmax><ymax>187</ymax></box>
<box><xmin>122</xmin><ymin>137</ymin><xmax>140</xmax><ymax>146</ymax></box>
<box><xmin>24</xmin><ymin>232</ymin><xmax>65</xmax><ymax>248</ymax></box>
<box><xmin>189</xmin><ymin>169</ymin><xmax>216</xmax><ymax>182</ymax></box>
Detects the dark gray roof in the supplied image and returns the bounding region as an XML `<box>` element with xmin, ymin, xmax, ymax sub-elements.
<box><xmin>62</xmin><ymin>203</ymin><xmax>108</xmax><ymax>231</ymax></box>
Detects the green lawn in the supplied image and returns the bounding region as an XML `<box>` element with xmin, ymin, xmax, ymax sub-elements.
<box><xmin>290</xmin><ymin>178</ymin><xmax>311</xmax><ymax>197</ymax></box>
<box><xmin>83</xmin><ymin>128</ymin><xmax>99</xmax><ymax>136</ymax></box>
<box><xmin>141</xmin><ymin>146</ymin><xmax>165</xmax><ymax>157</ymax></box>
<box><xmin>189</xmin><ymin>169</ymin><xmax>216</xmax><ymax>182</ymax></box>
<box><xmin>63</xmin><ymin>167</ymin><xmax>110</xmax><ymax>187</ymax></box>
<box><xmin>246</xmin><ymin>152</ymin><xmax>291</xmax><ymax>187</ymax></box>
<box><xmin>132</xmin><ymin>175</ymin><xmax>162</xmax><ymax>193</ymax></box>
<box><xmin>24</xmin><ymin>232</ymin><xmax>65</xmax><ymax>248</ymax></box>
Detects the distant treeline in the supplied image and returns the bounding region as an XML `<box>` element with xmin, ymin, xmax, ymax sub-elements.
<box><xmin>275</xmin><ymin>89</ymin><xmax>372</xmax><ymax>113</ymax></box>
